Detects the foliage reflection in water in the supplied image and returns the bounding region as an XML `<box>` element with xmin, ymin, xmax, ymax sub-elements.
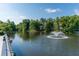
<box><xmin>8</xmin><ymin>32</ymin><xmax>79</xmax><ymax>56</ymax></box>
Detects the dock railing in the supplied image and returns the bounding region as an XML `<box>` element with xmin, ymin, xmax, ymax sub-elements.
<box><xmin>4</xmin><ymin>34</ymin><xmax>14</xmax><ymax>56</ymax></box>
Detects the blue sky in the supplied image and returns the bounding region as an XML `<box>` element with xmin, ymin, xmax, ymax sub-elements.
<box><xmin>0</xmin><ymin>3</ymin><xmax>79</xmax><ymax>24</ymax></box>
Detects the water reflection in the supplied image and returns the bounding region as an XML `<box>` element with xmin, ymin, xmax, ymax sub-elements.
<box><xmin>17</xmin><ymin>32</ymin><xmax>49</xmax><ymax>41</ymax></box>
<box><xmin>63</xmin><ymin>34</ymin><xmax>79</xmax><ymax>49</ymax></box>
<box><xmin>11</xmin><ymin>31</ymin><xmax>79</xmax><ymax>56</ymax></box>
<box><xmin>7</xmin><ymin>32</ymin><xmax>16</xmax><ymax>39</ymax></box>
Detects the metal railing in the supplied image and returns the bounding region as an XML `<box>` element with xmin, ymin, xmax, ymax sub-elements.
<box><xmin>4</xmin><ymin>34</ymin><xmax>14</xmax><ymax>56</ymax></box>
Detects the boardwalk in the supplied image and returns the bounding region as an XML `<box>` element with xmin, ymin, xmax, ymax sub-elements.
<box><xmin>0</xmin><ymin>36</ymin><xmax>3</xmax><ymax>56</ymax></box>
<box><xmin>0</xmin><ymin>35</ymin><xmax>14</xmax><ymax>56</ymax></box>
<box><xmin>5</xmin><ymin>35</ymin><xmax>14</xmax><ymax>56</ymax></box>
<box><xmin>4</xmin><ymin>35</ymin><xmax>14</xmax><ymax>56</ymax></box>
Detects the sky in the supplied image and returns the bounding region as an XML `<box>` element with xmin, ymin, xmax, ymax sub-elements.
<box><xmin>0</xmin><ymin>3</ymin><xmax>79</xmax><ymax>24</ymax></box>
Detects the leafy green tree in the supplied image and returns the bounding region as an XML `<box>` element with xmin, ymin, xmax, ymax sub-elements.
<box><xmin>5</xmin><ymin>19</ymin><xmax>16</xmax><ymax>33</ymax></box>
<box><xmin>30</xmin><ymin>20</ymin><xmax>41</xmax><ymax>31</ymax></box>
<box><xmin>22</xmin><ymin>19</ymin><xmax>30</xmax><ymax>32</ymax></box>
<box><xmin>60</xmin><ymin>15</ymin><xmax>79</xmax><ymax>34</ymax></box>
<box><xmin>45</xmin><ymin>18</ymin><xmax>54</xmax><ymax>32</ymax></box>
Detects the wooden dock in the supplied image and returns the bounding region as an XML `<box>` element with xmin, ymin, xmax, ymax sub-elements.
<box><xmin>4</xmin><ymin>34</ymin><xmax>14</xmax><ymax>56</ymax></box>
<box><xmin>0</xmin><ymin>35</ymin><xmax>14</xmax><ymax>56</ymax></box>
<box><xmin>0</xmin><ymin>36</ymin><xmax>4</xmax><ymax>56</ymax></box>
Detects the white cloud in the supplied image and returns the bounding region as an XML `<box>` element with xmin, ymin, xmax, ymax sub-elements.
<box><xmin>45</xmin><ymin>8</ymin><xmax>61</xmax><ymax>13</ymax></box>
<box><xmin>0</xmin><ymin>16</ymin><xmax>28</xmax><ymax>24</ymax></box>
<box><xmin>19</xmin><ymin>16</ymin><xmax>27</xmax><ymax>19</ymax></box>
<box><xmin>74</xmin><ymin>9</ymin><xmax>79</xmax><ymax>15</ymax></box>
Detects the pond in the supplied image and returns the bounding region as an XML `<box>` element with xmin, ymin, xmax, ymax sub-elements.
<box><xmin>9</xmin><ymin>32</ymin><xmax>79</xmax><ymax>56</ymax></box>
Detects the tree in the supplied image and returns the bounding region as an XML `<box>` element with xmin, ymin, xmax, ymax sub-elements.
<box><xmin>45</xmin><ymin>18</ymin><xmax>54</xmax><ymax>32</ymax></box>
<box><xmin>5</xmin><ymin>19</ymin><xmax>16</xmax><ymax>33</ymax></box>
<box><xmin>30</xmin><ymin>20</ymin><xmax>41</xmax><ymax>31</ymax></box>
<box><xmin>60</xmin><ymin>15</ymin><xmax>79</xmax><ymax>34</ymax></box>
<box><xmin>21</xmin><ymin>19</ymin><xmax>30</xmax><ymax>32</ymax></box>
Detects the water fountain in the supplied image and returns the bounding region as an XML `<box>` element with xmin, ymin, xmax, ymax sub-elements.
<box><xmin>47</xmin><ymin>31</ymin><xmax>69</xmax><ymax>39</ymax></box>
<box><xmin>47</xmin><ymin>22</ymin><xmax>69</xmax><ymax>39</ymax></box>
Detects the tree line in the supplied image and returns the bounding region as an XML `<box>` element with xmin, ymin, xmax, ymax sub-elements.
<box><xmin>0</xmin><ymin>15</ymin><xmax>79</xmax><ymax>35</ymax></box>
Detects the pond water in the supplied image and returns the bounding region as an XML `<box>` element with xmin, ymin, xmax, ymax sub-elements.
<box><xmin>9</xmin><ymin>32</ymin><xmax>79</xmax><ymax>56</ymax></box>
